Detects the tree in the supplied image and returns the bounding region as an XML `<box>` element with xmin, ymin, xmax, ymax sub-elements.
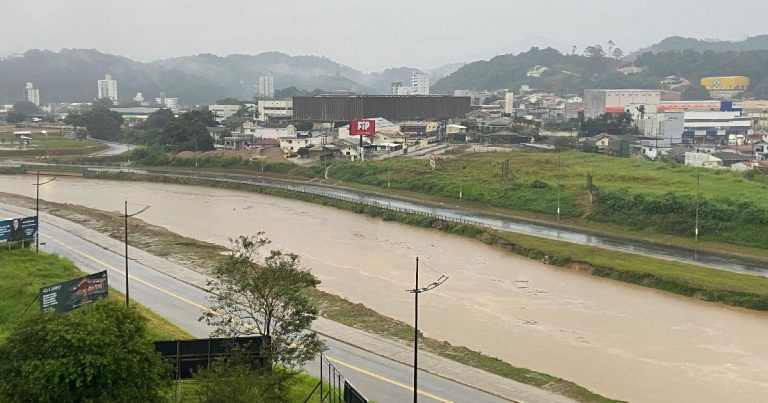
<box><xmin>161</xmin><ymin>110</ymin><xmax>216</xmax><ymax>152</ymax></box>
<box><xmin>296</xmin><ymin>146</ymin><xmax>311</xmax><ymax>158</ymax></box>
<box><xmin>584</xmin><ymin>45</ymin><xmax>606</xmax><ymax>58</ymax></box>
<box><xmin>216</xmin><ymin>97</ymin><xmax>240</xmax><ymax>105</ymax></box>
<box><xmin>581</xmin><ymin>112</ymin><xmax>639</xmax><ymax>137</ymax></box>
<box><xmin>64</xmin><ymin>111</ymin><xmax>89</xmax><ymax>139</ymax></box>
<box><xmin>85</xmin><ymin>108</ymin><xmax>124</xmax><ymax>140</ymax></box>
<box><xmin>607</xmin><ymin>40</ymin><xmax>615</xmax><ymax>58</ymax></box>
<box><xmin>612</xmin><ymin>48</ymin><xmax>624</xmax><ymax>59</ymax></box>
<box><xmin>201</xmin><ymin>234</ymin><xmax>325</xmax><ymax>373</ymax></box>
<box><xmin>143</xmin><ymin>108</ymin><xmax>175</xmax><ymax>130</ymax></box>
<box><xmin>12</xmin><ymin>100</ymin><xmax>40</xmax><ymax>116</ymax></box>
<box><xmin>682</xmin><ymin>83</ymin><xmax>711</xmax><ymax>100</ymax></box>
<box><xmin>5</xmin><ymin>110</ymin><xmax>26</xmax><ymax>124</ymax></box>
<box><xmin>0</xmin><ymin>300</ymin><xmax>170</xmax><ymax>402</ymax></box>
<box><xmin>92</xmin><ymin>97</ymin><xmax>115</xmax><ymax>109</ymax></box>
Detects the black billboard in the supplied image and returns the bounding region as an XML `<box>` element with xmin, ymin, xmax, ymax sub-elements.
<box><xmin>0</xmin><ymin>216</ymin><xmax>37</xmax><ymax>244</ymax></box>
<box><xmin>39</xmin><ymin>271</ymin><xmax>109</xmax><ymax>313</ymax></box>
<box><xmin>154</xmin><ymin>336</ymin><xmax>269</xmax><ymax>379</ymax></box>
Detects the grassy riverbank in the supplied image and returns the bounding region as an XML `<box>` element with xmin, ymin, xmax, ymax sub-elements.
<box><xmin>133</xmin><ymin>149</ymin><xmax>768</xmax><ymax>251</ymax></box>
<box><xmin>0</xmin><ymin>247</ymin><xmax>190</xmax><ymax>342</ymax></box>
<box><xmin>79</xmin><ymin>171</ymin><xmax>768</xmax><ymax>311</ymax></box>
<box><xmin>0</xmin><ymin>192</ymin><xmax>619</xmax><ymax>402</ymax></box>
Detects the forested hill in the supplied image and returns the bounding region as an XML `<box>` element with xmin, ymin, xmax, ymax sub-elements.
<box><xmin>628</xmin><ymin>35</ymin><xmax>768</xmax><ymax>59</ymax></box>
<box><xmin>0</xmin><ymin>49</ymin><xmax>465</xmax><ymax>105</ymax></box>
<box><xmin>431</xmin><ymin>47</ymin><xmax>768</xmax><ymax>99</ymax></box>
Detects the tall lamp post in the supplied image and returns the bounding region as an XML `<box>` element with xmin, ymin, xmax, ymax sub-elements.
<box><xmin>405</xmin><ymin>257</ymin><xmax>448</xmax><ymax>402</ymax></box>
<box><xmin>34</xmin><ymin>171</ymin><xmax>55</xmax><ymax>253</ymax></box>
<box><xmin>120</xmin><ymin>201</ymin><xmax>150</xmax><ymax>307</ymax></box>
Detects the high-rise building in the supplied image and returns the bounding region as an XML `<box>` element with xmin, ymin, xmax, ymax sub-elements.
<box><xmin>258</xmin><ymin>75</ymin><xmax>275</xmax><ymax>98</ymax></box>
<box><xmin>97</xmin><ymin>74</ymin><xmax>118</xmax><ymax>104</ymax></box>
<box><xmin>504</xmin><ymin>91</ymin><xmax>514</xmax><ymax>115</ymax></box>
<box><xmin>133</xmin><ymin>92</ymin><xmax>144</xmax><ymax>103</ymax></box>
<box><xmin>155</xmin><ymin>92</ymin><xmax>179</xmax><ymax>113</ymax></box>
<box><xmin>411</xmin><ymin>71</ymin><xmax>429</xmax><ymax>95</ymax></box>
<box><xmin>24</xmin><ymin>82</ymin><xmax>40</xmax><ymax>106</ymax></box>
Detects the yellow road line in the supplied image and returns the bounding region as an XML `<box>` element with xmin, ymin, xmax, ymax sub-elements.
<box><xmin>49</xmin><ymin>235</ymin><xmax>455</xmax><ymax>403</ymax></box>
<box><xmin>325</xmin><ymin>356</ymin><xmax>454</xmax><ymax>403</ymax></box>
<box><xmin>49</xmin><ymin>237</ymin><xmax>207</xmax><ymax>310</ymax></box>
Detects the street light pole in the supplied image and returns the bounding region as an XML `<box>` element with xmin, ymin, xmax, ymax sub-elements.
<box><xmin>34</xmin><ymin>171</ymin><xmax>55</xmax><ymax>253</ymax></box>
<box><xmin>406</xmin><ymin>257</ymin><xmax>448</xmax><ymax>402</ymax></box>
<box><xmin>120</xmin><ymin>201</ymin><xmax>150</xmax><ymax>307</ymax></box>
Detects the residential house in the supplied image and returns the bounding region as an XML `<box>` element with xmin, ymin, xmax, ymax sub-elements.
<box><xmin>279</xmin><ymin>137</ymin><xmax>312</xmax><ymax>156</ymax></box>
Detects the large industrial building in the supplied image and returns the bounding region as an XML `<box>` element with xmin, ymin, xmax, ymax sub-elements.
<box><xmin>700</xmin><ymin>76</ymin><xmax>750</xmax><ymax>100</ymax></box>
<box><xmin>292</xmin><ymin>95</ymin><xmax>471</xmax><ymax>121</ymax></box>
<box><xmin>583</xmin><ymin>89</ymin><xmax>681</xmax><ymax>118</ymax></box>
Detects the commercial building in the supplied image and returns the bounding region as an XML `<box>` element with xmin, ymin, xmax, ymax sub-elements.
<box><xmin>583</xmin><ymin>89</ymin><xmax>681</xmax><ymax>118</ymax></box>
<box><xmin>155</xmin><ymin>93</ymin><xmax>179</xmax><ymax>113</ymax></box>
<box><xmin>97</xmin><ymin>74</ymin><xmax>118</xmax><ymax>104</ymax></box>
<box><xmin>679</xmin><ymin>111</ymin><xmax>752</xmax><ymax>145</ymax></box>
<box><xmin>293</xmin><ymin>95</ymin><xmax>471</xmax><ymax>121</ymax></box>
<box><xmin>208</xmin><ymin>104</ymin><xmax>241</xmax><ymax>123</ymax></box>
<box><xmin>24</xmin><ymin>82</ymin><xmax>40</xmax><ymax>106</ymax></box>
<box><xmin>257</xmin><ymin>100</ymin><xmax>292</xmax><ymax>121</ymax></box>
<box><xmin>391</xmin><ymin>71</ymin><xmax>429</xmax><ymax>95</ymax></box>
<box><xmin>700</xmin><ymin>76</ymin><xmax>750</xmax><ymax>100</ymax></box>
<box><xmin>258</xmin><ymin>76</ymin><xmax>275</xmax><ymax>98</ymax></box>
<box><xmin>504</xmin><ymin>91</ymin><xmax>514</xmax><ymax>115</ymax></box>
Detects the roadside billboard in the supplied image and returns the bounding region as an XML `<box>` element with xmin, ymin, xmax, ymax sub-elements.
<box><xmin>350</xmin><ymin>119</ymin><xmax>376</xmax><ymax>136</ymax></box>
<box><xmin>39</xmin><ymin>271</ymin><xmax>109</xmax><ymax>313</ymax></box>
<box><xmin>0</xmin><ymin>216</ymin><xmax>37</xmax><ymax>244</ymax></box>
<box><xmin>154</xmin><ymin>336</ymin><xmax>269</xmax><ymax>379</ymax></box>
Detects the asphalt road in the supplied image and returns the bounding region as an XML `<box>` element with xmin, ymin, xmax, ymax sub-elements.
<box><xmin>1</xmin><ymin>206</ymin><xmax>508</xmax><ymax>403</ymax></box>
<box><xmin>87</xmin><ymin>139</ymin><xmax>132</xmax><ymax>156</ymax></box>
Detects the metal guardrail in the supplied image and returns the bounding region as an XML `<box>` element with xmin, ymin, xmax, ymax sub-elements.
<box><xmin>76</xmin><ymin>165</ymin><xmax>494</xmax><ymax>230</ymax></box>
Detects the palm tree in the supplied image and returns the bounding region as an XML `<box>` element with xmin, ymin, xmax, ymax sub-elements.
<box><xmin>607</xmin><ymin>40</ymin><xmax>615</xmax><ymax>58</ymax></box>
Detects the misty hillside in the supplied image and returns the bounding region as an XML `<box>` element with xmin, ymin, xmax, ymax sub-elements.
<box><xmin>0</xmin><ymin>49</ymin><xmax>465</xmax><ymax>105</ymax></box>
<box><xmin>431</xmin><ymin>47</ymin><xmax>768</xmax><ymax>99</ymax></box>
<box><xmin>628</xmin><ymin>35</ymin><xmax>768</xmax><ymax>59</ymax></box>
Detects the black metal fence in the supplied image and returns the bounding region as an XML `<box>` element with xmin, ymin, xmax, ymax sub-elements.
<box><xmin>154</xmin><ymin>336</ymin><xmax>268</xmax><ymax>380</ymax></box>
<box><xmin>304</xmin><ymin>353</ymin><xmax>368</xmax><ymax>403</ymax></box>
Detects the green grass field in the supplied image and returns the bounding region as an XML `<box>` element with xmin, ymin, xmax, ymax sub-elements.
<box><xmin>0</xmin><ymin>132</ymin><xmax>106</xmax><ymax>156</ymax></box>
<box><xmin>0</xmin><ymin>247</ymin><xmax>190</xmax><ymax>342</ymax></box>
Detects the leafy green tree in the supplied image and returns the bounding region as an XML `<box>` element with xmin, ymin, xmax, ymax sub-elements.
<box><xmin>584</xmin><ymin>45</ymin><xmax>606</xmax><ymax>58</ymax></box>
<box><xmin>611</xmin><ymin>48</ymin><xmax>624</xmax><ymax>59</ymax></box>
<box><xmin>0</xmin><ymin>300</ymin><xmax>170</xmax><ymax>402</ymax></box>
<box><xmin>5</xmin><ymin>110</ymin><xmax>26</xmax><ymax>124</ymax></box>
<box><xmin>85</xmin><ymin>107</ymin><xmax>124</xmax><ymax>140</ymax></box>
<box><xmin>92</xmin><ymin>97</ymin><xmax>115</xmax><ymax>109</ymax></box>
<box><xmin>161</xmin><ymin>110</ymin><xmax>215</xmax><ymax>152</ymax></box>
<box><xmin>143</xmin><ymin>108</ymin><xmax>175</xmax><ymax>130</ymax></box>
<box><xmin>296</xmin><ymin>146</ymin><xmax>311</xmax><ymax>158</ymax></box>
<box><xmin>11</xmin><ymin>100</ymin><xmax>40</xmax><ymax>116</ymax></box>
<box><xmin>201</xmin><ymin>234</ymin><xmax>325</xmax><ymax>372</ymax></box>
<box><xmin>682</xmin><ymin>83</ymin><xmax>712</xmax><ymax>100</ymax></box>
<box><xmin>192</xmin><ymin>353</ymin><xmax>294</xmax><ymax>403</ymax></box>
<box><xmin>582</xmin><ymin>112</ymin><xmax>639</xmax><ymax>136</ymax></box>
<box><xmin>216</xmin><ymin>97</ymin><xmax>240</xmax><ymax>105</ymax></box>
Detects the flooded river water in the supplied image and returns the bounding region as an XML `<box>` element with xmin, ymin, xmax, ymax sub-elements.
<box><xmin>2</xmin><ymin>175</ymin><xmax>767</xmax><ymax>402</ymax></box>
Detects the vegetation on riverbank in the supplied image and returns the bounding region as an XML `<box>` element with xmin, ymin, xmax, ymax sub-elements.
<box><xmin>0</xmin><ymin>132</ymin><xmax>107</xmax><ymax>156</ymax></box>
<box><xmin>0</xmin><ymin>192</ymin><xmax>619</xmax><ymax>402</ymax></box>
<box><xmin>127</xmin><ymin>149</ymin><xmax>768</xmax><ymax>252</ymax></box>
<box><xmin>79</xmin><ymin>171</ymin><xmax>768</xmax><ymax>312</ymax></box>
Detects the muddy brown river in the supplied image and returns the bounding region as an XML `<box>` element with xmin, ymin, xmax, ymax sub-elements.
<box><xmin>2</xmin><ymin>175</ymin><xmax>767</xmax><ymax>402</ymax></box>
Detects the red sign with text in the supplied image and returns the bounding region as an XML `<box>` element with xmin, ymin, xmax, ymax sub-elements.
<box><xmin>350</xmin><ymin>119</ymin><xmax>376</xmax><ymax>136</ymax></box>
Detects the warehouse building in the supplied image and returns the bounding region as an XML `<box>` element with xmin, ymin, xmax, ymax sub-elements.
<box><xmin>292</xmin><ymin>95</ymin><xmax>471</xmax><ymax>122</ymax></box>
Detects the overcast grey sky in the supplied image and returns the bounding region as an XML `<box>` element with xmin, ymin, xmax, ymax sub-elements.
<box><xmin>3</xmin><ymin>0</ymin><xmax>768</xmax><ymax>71</ymax></box>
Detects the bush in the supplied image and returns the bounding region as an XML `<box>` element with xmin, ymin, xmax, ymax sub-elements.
<box><xmin>0</xmin><ymin>300</ymin><xmax>171</xmax><ymax>402</ymax></box>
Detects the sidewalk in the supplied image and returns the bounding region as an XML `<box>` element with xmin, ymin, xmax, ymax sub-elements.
<box><xmin>5</xmin><ymin>202</ymin><xmax>576</xmax><ymax>403</ymax></box>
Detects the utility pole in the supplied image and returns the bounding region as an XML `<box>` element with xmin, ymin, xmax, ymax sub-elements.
<box><xmin>695</xmin><ymin>167</ymin><xmax>700</xmax><ymax>259</ymax></box>
<box><xmin>406</xmin><ymin>257</ymin><xmax>448</xmax><ymax>403</ymax></box>
<box><xmin>557</xmin><ymin>151</ymin><xmax>561</xmax><ymax>221</ymax></box>
<box><xmin>34</xmin><ymin>171</ymin><xmax>55</xmax><ymax>253</ymax></box>
<box><xmin>120</xmin><ymin>201</ymin><xmax>150</xmax><ymax>307</ymax></box>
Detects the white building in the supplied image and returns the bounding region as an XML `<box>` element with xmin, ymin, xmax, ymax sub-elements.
<box><xmin>97</xmin><ymin>74</ymin><xmax>118</xmax><ymax>104</ymax></box>
<box><xmin>155</xmin><ymin>94</ymin><xmax>179</xmax><ymax>113</ymax></box>
<box><xmin>24</xmin><ymin>82</ymin><xmax>40</xmax><ymax>107</ymax></box>
<box><xmin>411</xmin><ymin>71</ymin><xmax>429</xmax><ymax>95</ymax></box>
<box><xmin>258</xmin><ymin>75</ymin><xmax>275</xmax><ymax>98</ymax></box>
<box><xmin>208</xmin><ymin>104</ymin><xmax>240</xmax><ymax>123</ymax></box>
<box><xmin>257</xmin><ymin>100</ymin><xmax>292</xmax><ymax>121</ymax></box>
<box><xmin>504</xmin><ymin>91</ymin><xmax>514</xmax><ymax>115</ymax></box>
<box><xmin>133</xmin><ymin>92</ymin><xmax>144</xmax><ymax>103</ymax></box>
<box><xmin>233</xmin><ymin>121</ymin><xmax>297</xmax><ymax>139</ymax></box>
<box><xmin>391</xmin><ymin>71</ymin><xmax>429</xmax><ymax>95</ymax></box>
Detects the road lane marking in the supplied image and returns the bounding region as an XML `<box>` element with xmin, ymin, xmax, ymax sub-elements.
<box><xmin>48</xmin><ymin>235</ymin><xmax>455</xmax><ymax>403</ymax></box>
<box><xmin>325</xmin><ymin>356</ymin><xmax>454</xmax><ymax>403</ymax></box>
<box><xmin>49</xmin><ymin>237</ymin><xmax>207</xmax><ymax>310</ymax></box>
